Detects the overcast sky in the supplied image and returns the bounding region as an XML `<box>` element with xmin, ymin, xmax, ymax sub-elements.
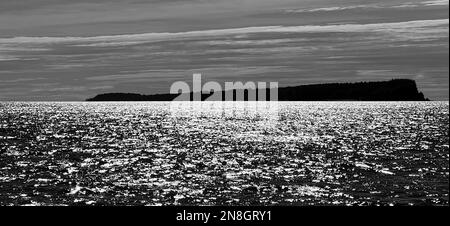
<box><xmin>0</xmin><ymin>0</ymin><xmax>448</xmax><ymax>101</ymax></box>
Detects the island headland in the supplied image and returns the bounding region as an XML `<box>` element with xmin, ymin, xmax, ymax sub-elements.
<box><xmin>87</xmin><ymin>79</ymin><xmax>429</xmax><ymax>101</ymax></box>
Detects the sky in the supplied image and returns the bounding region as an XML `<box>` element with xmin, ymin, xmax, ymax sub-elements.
<box><xmin>0</xmin><ymin>0</ymin><xmax>448</xmax><ymax>101</ymax></box>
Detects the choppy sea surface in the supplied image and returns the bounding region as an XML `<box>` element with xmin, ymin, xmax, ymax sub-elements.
<box><xmin>0</xmin><ymin>101</ymin><xmax>448</xmax><ymax>206</ymax></box>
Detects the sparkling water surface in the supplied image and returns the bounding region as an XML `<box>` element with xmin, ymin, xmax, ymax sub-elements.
<box><xmin>0</xmin><ymin>102</ymin><xmax>448</xmax><ymax>206</ymax></box>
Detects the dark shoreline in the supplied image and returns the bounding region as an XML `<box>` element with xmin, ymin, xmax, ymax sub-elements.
<box><xmin>87</xmin><ymin>79</ymin><xmax>429</xmax><ymax>101</ymax></box>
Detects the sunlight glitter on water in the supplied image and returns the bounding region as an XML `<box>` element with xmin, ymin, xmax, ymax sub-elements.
<box><xmin>0</xmin><ymin>101</ymin><xmax>448</xmax><ymax>206</ymax></box>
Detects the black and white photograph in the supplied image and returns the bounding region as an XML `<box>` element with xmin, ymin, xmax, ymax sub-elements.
<box><xmin>0</xmin><ymin>0</ymin><xmax>448</xmax><ymax>222</ymax></box>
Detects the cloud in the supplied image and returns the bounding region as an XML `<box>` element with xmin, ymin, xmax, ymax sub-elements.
<box><xmin>422</xmin><ymin>0</ymin><xmax>449</xmax><ymax>6</ymax></box>
<box><xmin>0</xmin><ymin>56</ymin><xmax>20</xmax><ymax>61</ymax></box>
<box><xmin>0</xmin><ymin>78</ymin><xmax>45</xmax><ymax>83</ymax></box>
<box><xmin>194</xmin><ymin>39</ymin><xmax>299</xmax><ymax>46</ymax></box>
<box><xmin>1</xmin><ymin>19</ymin><xmax>447</xmax><ymax>46</ymax></box>
<box><xmin>286</xmin><ymin>4</ymin><xmax>381</xmax><ymax>13</ymax></box>
<box><xmin>31</xmin><ymin>85</ymin><xmax>113</xmax><ymax>92</ymax></box>
<box><xmin>85</xmin><ymin>66</ymin><xmax>293</xmax><ymax>82</ymax></box>
<box><xmin>0</xmin><ymin>46</ymin><xmax>50</xmax><ymax>51</ymax></box>
<box><xmin>356</xmin><ymin>70</ymin><xmax>410</xmax><ymax>78</ymax></box>
<box><xmin>72</xmin><ymin>41</ymin><xmax>147</xmax><ymax>47</ymax></box>
<box><xmin>86</xmin><ymin>71</ymin><xmax>184</xmax><ymax>81</ymax></box>
<box><xmin>0</xmin><ymin>7</ymin><xmax>448</xmax><ymax>101</ymax></box>
<box><xmin>286</xmin><ymin>1</ymin><xmax>449</xmax><ymax>13</ymax></box>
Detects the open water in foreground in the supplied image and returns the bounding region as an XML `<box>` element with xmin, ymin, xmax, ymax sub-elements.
<box><xmin>0</xmin><ymin>102</ymin><xmax>448</xmax><ymax>206</ymax></box>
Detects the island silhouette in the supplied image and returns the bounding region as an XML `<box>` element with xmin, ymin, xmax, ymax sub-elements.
<box><xmin>87</xmin><ymin>79</ymin><xmax>429</xmax><ymax>101</ymax></box>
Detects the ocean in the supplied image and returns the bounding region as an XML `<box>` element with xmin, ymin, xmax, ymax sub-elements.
<box><xmin>0</xmin><ymin>101</ymin><xmax>448</xmax><ymax>206</ymax></box>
